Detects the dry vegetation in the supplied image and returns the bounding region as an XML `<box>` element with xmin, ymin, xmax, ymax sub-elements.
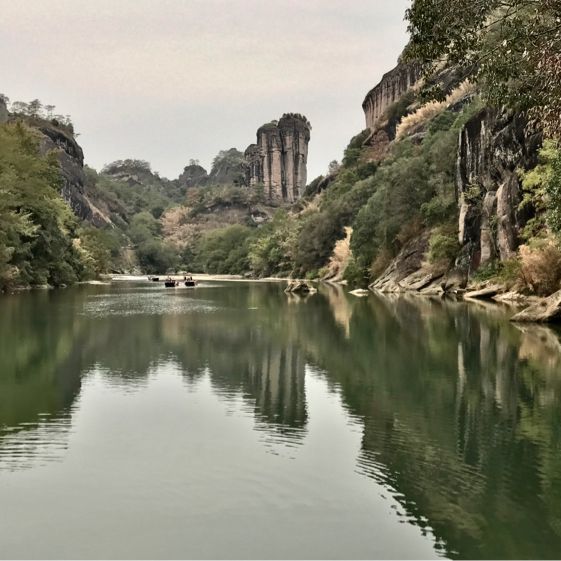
<box><xmin>519</xmin><ymin>239</ymin><xmax>561</xmax><ymax>296</ymax></box>
<box><xmin>396</xmin><ymin>81</ymin><xmax>475</xmax><ymax>140</ymax></box>
<box><xmin>323</xmin><ymin>227</ymin><xmax>352</xmax><ymax>281</ymax></box>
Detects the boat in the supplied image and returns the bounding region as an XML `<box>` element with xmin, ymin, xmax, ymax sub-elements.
<box><xmin>164</xmin><ymin>281</ymin><xmax>178</xmax><ymax>288</ymax></box>
<box><xmin>149</xmin><ymin>277</ymin><xmax>160</xmax><ymax>282</ymax></box>
<box><xmin>184</xmin><ymin>280</ymin><xmax>197</xmax><ymax>287</ymax></box>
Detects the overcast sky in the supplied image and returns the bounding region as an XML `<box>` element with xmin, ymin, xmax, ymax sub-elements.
<box><xmin>1</xmin><ymin>0</ymin><xmax>410</xmax><ymax>180</ymax></box>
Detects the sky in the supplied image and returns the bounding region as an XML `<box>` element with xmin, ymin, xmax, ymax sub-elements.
<box><xmin>0</xmin><ymin>0</ymin><xmax>410</xmax><ymax>181</ymax></box>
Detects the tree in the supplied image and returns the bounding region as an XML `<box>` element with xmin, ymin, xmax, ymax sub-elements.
<box><xmin>0</xmin><ymin>122</ymin><xmax>85</xmax><ymax>289</ymax></box>
<box><xmin>405</xmin><ymin>0</ymin><xmax>561</xmax><ymax>137</ymax></box>
<box><xmin>328</xmin><ymin>160</ymin><xmax>340</xmax><ymax>175</ymax></box>
<box><xmin>10</xmin><ymin>101</ymin><xmax>30</xmax><ymax>116</ymax></box>
<box><xmin>28</xmin><ymin>99</ymin><xmax>42</xmax><ymax>118</ymax></box>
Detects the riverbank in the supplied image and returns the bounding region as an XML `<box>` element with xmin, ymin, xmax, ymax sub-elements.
<box><xmin>4</xmin><ymin>272</ymin><xmax>560</xmax><ymax>324</ymax></box>
<box><xmin>369</xmin><ymin>277</ymin><xmax>561</xmax><ymax>324</ymax></box>
<box><xmin>107</xmin><ymin>273</ymin><xmax>288</xmax><ymax>283</ymax></box>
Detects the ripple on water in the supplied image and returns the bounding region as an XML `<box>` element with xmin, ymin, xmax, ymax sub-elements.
<box><xmin>81</xmin><ymin>292</ymin><xmax>218</xmax><ymax>317</ymax></box>
<box><xmin>0</xmin><ymin>412</ymin><xmax>74</xmax><ymax>471</ymax></box>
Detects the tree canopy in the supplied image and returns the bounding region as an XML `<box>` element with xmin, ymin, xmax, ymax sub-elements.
<box><xmin>405</xmin><ymin>0</ymin><xmax>561</xmax><ymax>137</ymax></box>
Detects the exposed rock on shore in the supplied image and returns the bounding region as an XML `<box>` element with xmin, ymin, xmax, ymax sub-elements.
<box><xmin>285</xmin><ymin>280</ymin><xmax>317</xmax><ymax>295</ymax></box>
<box><xmin>511</xmin><ymin>291</ymin><xmax>561</xmax><ymax>323</ymax></box>
<box><xmin>369</xmin><ymin>233</ymin><xmax>444</xmax><ymax>294</ymax></box>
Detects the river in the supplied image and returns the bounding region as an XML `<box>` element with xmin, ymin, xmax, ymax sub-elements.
<box><xmin>1</xmin><ymin>280</ymin><xmax>561</xmax><ymax>559</ymax></box>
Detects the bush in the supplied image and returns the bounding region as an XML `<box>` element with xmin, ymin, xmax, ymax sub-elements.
<box><xmin>137</xmin><ymin>239</ymin><xmax>179</xmax><ymax>274</ymax></box>
<box><xmin>428</xmin><ymin>231</ymin><xmax>459</xmax><ymax>264</ymax></box>
<box><xmin>342</xmin><ymin>130</ymin><xmax>370</xmax><ymax>167</ymax></box>
<box><xmin>421</xmin><ymin>195</ymin><xmax>457</xmax><ymax>226</ymax></box>
<box><xmin>371</xmin><ymin>248</ymin><xmax>393</xmax><ymax>279</ymax></box>
<box><xmin>0</xmin><ymin>122</ymin><xmax>86</xmax><ymax>289</ymax></box>
<box><xmin>294</xmin><ymin>211</ymin><xmax>344</xmax><ymax>275</ymax></box>
<box><xmin>521</xmin><ymin>141</ymin><xmax>561</xmax><ymax>236</ymax></box>
<box><xmin>343</xmin><ymin>257</ymin><xmax>369</xmax><ymax>289</ymax></box>
<box><xmin>195</xmin><ymin>225</ymin><xmax>254</xmax><ymax>275</ymax></box>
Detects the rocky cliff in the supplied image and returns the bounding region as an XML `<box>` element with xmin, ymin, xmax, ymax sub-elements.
<box><xmin>362</xmin><ymin>63</ymin><xmax>420</xmax><ymax>131</ymax></box>
<box><xmin>245</xmin><ymin>113</ymin><xmax>310</xmax><ymax>203</ymax></box>
<box><xmin>27</xmin><ymin>118</ymin><xmax>111</xmax><ymax>227</ymax></box>
<box><xmin>456</xmin><ymin>109</ymin><xmax>541</xmax><ymax>274</ymax></box>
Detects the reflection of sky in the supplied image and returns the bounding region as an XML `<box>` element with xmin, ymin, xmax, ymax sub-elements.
<box><xmin>82</xmin><ymin>291</ymin><xmax>218</xmax><ymax>317</ymax></box>
<box><xmin>0</xmin><ymin>362</ymin><xmax>440</xmax><ymax>559</ymax></box>
<box><xmin>0</xmin><ymin>412</ymin><xmax>74</xmax><ymax>472</ymax></box>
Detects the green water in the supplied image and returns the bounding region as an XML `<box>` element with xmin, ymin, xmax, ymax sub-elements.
<box><xmin>1</xmin><ymin>281</ymin><xmax>561</xmax><ymax>559</ymax></box>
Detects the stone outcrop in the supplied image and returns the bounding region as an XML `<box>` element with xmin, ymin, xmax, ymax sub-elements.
<box><xmin>362</xmin><ymin>63</ymin><xmax>421</xmax><ymax>131</ymax></box>
<box><xmin>456</xmin><ymin>109</ymin><xmax>541</xmax><ymax>273</ymax></box>
<box><xmin>245</xmin><ymin>113</ymin><xmax>310</xmax><ymax>203</ymax></box>
<box><xmin>369</xmin><ymin>232</ymin><xmax>445</xmax><ymax>294</ymax></box>
<box><xmin>284</xmin><ymin>280</ymin><xmax>317</xmax><ymax>294</ymax></box>
<box><xmin>27</xmin><ymin>118</ymin><xmax>111</xmax><ymax>227</ymax></box>
<box><xmin>511</xmin><ymin>290</ymin><xmax>561</xmax><ymax>323</ymax></box>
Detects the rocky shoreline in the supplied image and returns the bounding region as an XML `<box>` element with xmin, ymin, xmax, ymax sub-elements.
<box><xmin>368</xmin><ymin>278</ymin><xmax>561</xmax><ymax>323</ymax></box>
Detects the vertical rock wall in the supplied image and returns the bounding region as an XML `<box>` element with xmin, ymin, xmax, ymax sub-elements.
<box><xmin>245</xmin><ymin>114</ymin><xmax>310</xmax><ymax>203</ymax></box>
<box><xmin>362</xmin><ymin>63</ymin><xmax>420</xmax><ymax>131</ymax></box>
<box><xmin>456</xmin><ymin>109</ymin><xmax>541</xmax><ymax>272</ymax></box>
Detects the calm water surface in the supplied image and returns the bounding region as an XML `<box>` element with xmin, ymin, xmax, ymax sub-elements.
<box><xmin>1</xmin><ymin>281</ymin><xmax>561</xmax><ymax>559</ymax></box>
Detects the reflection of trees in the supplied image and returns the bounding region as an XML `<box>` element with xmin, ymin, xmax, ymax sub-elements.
<box><xmin>297</xmin><ymin>293</ymin><xmax>561</xmax><ymax>560</ymax></box>
<box><xmin>0</xmin><ymin>283</ymin><xmax>310</xmax><ymax>462</ymax></box>
<box><xmin>0</xmin><ymin>291</ymin><xmax>85</xmax><ymax>469</ymax></box>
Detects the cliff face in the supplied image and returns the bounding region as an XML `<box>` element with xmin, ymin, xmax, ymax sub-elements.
<box><xmin>31</xmin><ymin>120</ymin><xmax>111</xmax><ymax>227</ymax></box>
<box><xmin>362</xmin><ymin>63</ymin><xmax>420</xmax><ymax>131</ymax></box>
<box><xmin>456</xmin><ymin>109</ymin><xmax>541</xmax><ymax>272</ymax></box>
<box><xmin>245</xmin><ymin>114</ymin><xmax>310</xmax><ymax>203</ymax></box>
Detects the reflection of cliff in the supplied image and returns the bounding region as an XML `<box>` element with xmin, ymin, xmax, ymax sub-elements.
<box><xmin>250</xmin><ymin>343</ymin><xmax>306</xmax><ymax>433</ymax></box>
<box><xmin>159</xmin><ymin>288</ymin><xmax>308</xmax><ymax>433</ymax></box>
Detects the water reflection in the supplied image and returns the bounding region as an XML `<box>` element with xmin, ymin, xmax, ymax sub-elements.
<box><xmin>1</xmin><ymin>282</ymin><xmax>561</xmax><ymax>558</ymax></box>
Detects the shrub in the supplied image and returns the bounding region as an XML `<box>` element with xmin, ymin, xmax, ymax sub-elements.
<box><xmin>429</xmin><ymin>231</ymin><xmax>459</xmax><ymax>264</ymax></box>
<box><xmin>521</xmin><ymin>141</ymin><xmax>561</xmax><ymax>236</ymax></box>
<box><xmin>371</xmin><ymin>248</ymin><xmax>393</xmax><ymax>279</ymax></box>
<box><xmin>343</xmin><ymin>257</ymin><xmax>369</xmax><ymax>288</ymax></box>
<box><xmin>395</xmin><ymin>82</ymin><xmax>475</xmax><ymax>140</ymax></box>
<box><xmin>342</xmin><ymin>130</ymin><xmax>370</xmax><ymax>167</ymax></box>
<box><xmin>196</xmin><ymin>225</ymin><xmax>254</xmax><ymax>275</ymax></box>
<box><xmin>421</xmin><ymin>195</ymin><xmax>457</xmax><ymax>226</ymax></box>
<box><xmin>396</xmin><ymin>100</ymin><xmax>447</xmax><ymax>140</ymax></box>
